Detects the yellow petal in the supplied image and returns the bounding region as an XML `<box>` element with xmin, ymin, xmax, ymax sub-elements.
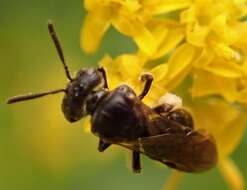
<box><xmin>81</xmin><ymin>9</ymin><xmax>111</xmax><ymax>53</ymax></box>
<box><xmin>232</xmin><ymin>24</ymin><xmax>247</xmax><ymax>50</ymax></box>
<box><xmin>146</xmin><ymin>19</ymin><xmax>169</xmax><ymax>48</ymax></box>
<box><xmin>210</xmin><ymin>14</ymin><xmax>228</xmax><ymax>38</ymax></box>
<box><xmin>117</xmin><ymin>54</ymin><xmax>142</xmax><ymax>79</ymax></box>
<box><xmin>216</xmin><ymin>112</ymin><xmax>246</xmax><ymax>158</ymax></box>
<box><xmin>194</xmin><ymin>0</ymin><xmax>214</xmax><ymax>20</ymax></box>
<box><xmin>150</xmin><ymin>20</ymin><xmax>185</xmax><ymax>59</ymax></box>
<box><xmin>135</xmin><ymin>51</ymin><xmax>151</xmax><ymax>66</ymax></box>
<box><xmin>218</xmin><ymin>159</ymin><xmax>244</xmax><ymax>190</ymax></box>
<box><xmin>180</xmin><ymin>5</ymin><xmax>196</xmax><ymax>24</ymax></box>
<box><xmin>237</xmin><ymin>88</ymin><xmax>247</xmax><ymax>104</ymax></box>
<box><xmin>150</xmin><ymin>63</ymin><xmax>168</xmax><ymax>82</ymax></box>
<box><xmin>133</xmin><ymin>28</ymin><xmax>157</xmax><ymax>55</ymax></box>
<box><xmin>99</xmin><ymin>54</ymin><xmax>117</xmax><ymax>73</ymax></box>
<box><xmin>112</xmin><ymin>14</ymin><xmax>142</xmax><ymax>36</ymax></box>
<box><xmin>119</xmin><ymin>1</ymin><xmax>141</xmax><ymax>12</ymax></box>
<box><xmin>192</xmin><ymin>69</ymin><xmax>238</xmax><ymax>101</ymax></box>
<box><xmin>212</xmin><ymin>43</ymin><xmax>241</xmax><ymax>61</ymax></box>
<box><xmin>190</xmin><ymin>98</ymin><xmax>246</xmax><ymax>158</ymax></box>
<box><xmin>155</xmin><ymin>28</ymin><xmax>185</xmax><ymax>59</ymax></box>
<box><xmin>205</xmin><ymin>59</ymin><xmax>243</xmax><ymax>78</ymax></box>
<box><xmin>187</xmin><ymin>24</ymin><xmax>209</xmax><ymax>47</ymax></box>
<box><xmin>146</xmin><ymin>0</ymin><xmax>191</xmax><ymax>15</ymax></box>
<box><xmin>112</xmin><ymin>15</ymin><xmax>157</xmax><ymax>55</ymax></box>
<box><xmin>164</xmin><ymin>43</ymin><xmax>196</xmax><ymax>89</ymax></box>
<box><xmin>193</xmin><ymin>48</ymin><xmax>214</xmax><ymax>68</ymax></box>
<box><xmin>163</xmin><ymin>170</ymin><xmax>184</xmax><ymax>190</ymax></box>
<box><xmin>105</xmin><ymin>72</ymin><xmax>123</xmax><ymax>90</ymax></box>
<box><xmin>84</xmin><ymin>0</ymin><xmax>98</xmax><ymax>10</ymax></box>
<box><xmin>82</xmin><ymin>115</ymin><xmax>92</xmax><ymax>133</ymax></box>
<box><xmin>142</xmin><ymin>83</ymin><xmax>167</xmax><ymax>106</ymax></box>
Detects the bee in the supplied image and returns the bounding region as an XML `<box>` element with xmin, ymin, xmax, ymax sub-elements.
<box><xmin>7</xmin><ymin>21</ymin><xmax>217</xmax><ymax>173</ymax></box>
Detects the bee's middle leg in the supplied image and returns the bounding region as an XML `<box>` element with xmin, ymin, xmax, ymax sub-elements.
<box><xmin>132</xmin><ymin>150</ymin><xmax>141</xmax><ymax>173</ymax></box>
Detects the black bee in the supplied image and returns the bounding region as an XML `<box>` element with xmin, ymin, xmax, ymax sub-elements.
<box><xmin>7</xmin><ymin>21</ymin><xmax>218</xmax><ymax>173</ymax></box>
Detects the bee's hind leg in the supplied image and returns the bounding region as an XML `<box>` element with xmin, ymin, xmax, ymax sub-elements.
<box><xmin>132</xmin><ymin>150</ymin><xmax>141</xmax><ymax>173</ymax></box>
<box><xmin>167</xmin><ymin>109</ymin><xmax>194</xmax><ymax>129</ymax></box>
<box><xmin>153</xmin><ymin>104</ymin><xmax>194</xmax><ymax>129</ymax></box>
<box><xmin>153</xmin><ymin>103</ymin><xmax>174</xmax><ymax>114</ymax></box>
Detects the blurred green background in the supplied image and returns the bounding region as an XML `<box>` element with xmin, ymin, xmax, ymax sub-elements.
<box><xmin>1</xmin><ymin>1</ymin><xmax>247</xmax><ymax>190</ymax></box>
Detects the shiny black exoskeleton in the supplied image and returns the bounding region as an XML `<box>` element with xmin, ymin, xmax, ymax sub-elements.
<box><xmin>62</xmin><ymin>68</ymin><xmax>105</xmax><ymax>122</ymax></box>
<box><xmin>7</xmin><ymin>22</ymin><xmax>217</xmax><ymax>173</ymax></box>
<box><xmin>62</xmin><ymin>68</ymin><xmax>149</xmax><ymax>141</ymax></box>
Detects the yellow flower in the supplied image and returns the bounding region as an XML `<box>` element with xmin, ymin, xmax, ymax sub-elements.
<box><xmin>169</xmin><ymin>0</ymin><xmax>247</xmax><ymax>103</ymax></box>
<box><xmin>81</xmin><ymin>0</ymin><xmax>247</xmax><ymax>190</ymax></box>
<box><xmin>99</xmin><ymin>53</ymin><xmax>168</xmax><ymax>106</ymax></box>
<box><xmin>96</xmin><ymin>53</ymin><xmax>247</xmax><ymax>190</ymax></box>
<box><xmin>153</xmin><ymin>1</ymin><xmax>247</xmax><ymax>189</ymax></box>
<box><xmin>81</xmin><ymin>0</ymin><xmax>192</xmax><ymax>55</ymax></box>
<box><xmin>82</xmin><ymin>0</ymin><xmax>247</xmax><ymax>103</ymax></box>
<box><xmin>127</xmin><ymin>0</ymin><xmax>247</xmax><ymax>104</ymax></box>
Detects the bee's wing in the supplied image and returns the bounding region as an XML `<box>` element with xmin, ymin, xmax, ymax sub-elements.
<box><xmin>148</xmin><ymin>129</ymin><xmax>217</xmax><ymax>172</ymax></box>
<box><xmin>106</xmin><ymin>129</ymin><xmax>217</xmax><ymax>172</ymax></box>
<box><xmin>104</xmin><ymin>129</ymin><xmax>214</xmax><ymax>154</ymax></box>
<box><xmin>102</xmin><ymin>137</ymin><xmax>145</xmax><ymax>153</ymax></box>
<box><xmin>139</xmin><ymin>129</ymin><xmax>213</xmax><ymax>146</ymax></box>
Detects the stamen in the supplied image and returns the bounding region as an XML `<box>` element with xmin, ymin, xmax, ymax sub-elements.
<box><xmin>218</xmin><ymin>158</ymin><xmax>244</xmax><ymax>190</ymax></box>
<box><xmin>163</xmin><ymin>170</ymin><xmax>183</xmax><ymax>190</ymax></box>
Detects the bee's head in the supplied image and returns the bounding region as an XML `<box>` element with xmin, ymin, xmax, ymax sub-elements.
<box><xmin>62</xmin><ymin>68</ymin><xmax>105</xmax><ymax>122</ymax></box>
<box><xmin>7</xmin><ymin>21</ymin><xmax>106</xmax><ymax>122</ymax></box>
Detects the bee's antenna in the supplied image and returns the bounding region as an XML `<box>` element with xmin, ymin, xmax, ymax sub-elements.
<box><xmin>7</xmin><ymin>89</ymin><xmax>66</xmax><ymax>104</ymax></box>
<box><xmin>48</xmin><ymin>20</ymin><xmax>73</xmax><ymax>81</ymax></box>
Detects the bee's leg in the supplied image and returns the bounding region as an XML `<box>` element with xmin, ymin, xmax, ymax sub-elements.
<box><xmin>138</xmin><ymin>73</ymin><xmax>153</xmax><ymax>100</ymax></box>
<box><xmin>154</xmin><ymin>104</ymin><xmax>194</xmax><ymax>129</ymax></box>
<box><xmin>98</xmin><ymin>67</ymin><xmax>108</xmax><ymax>89</ymax></box>
<box><xmin>98</xmin><ymin>139</ymin><xmax>111</xmax><ymax>152</ymax></box>
<box><xmin>167</xmin><ymin>109</ymin><xmax>194</xmax><ymax>129</ymax></box>
<box><xmin>132</xmin><ymin>150</ymin><xmax>141</xmax><ymax>173</ymax></box>
<box><xmin>153</xmin><ymin>103</ymin><xmax>174</xmax><ymax>114</ymax></box>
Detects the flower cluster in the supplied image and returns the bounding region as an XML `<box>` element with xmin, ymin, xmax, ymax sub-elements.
<box><xmin>81</xmin><ymin>0</ymin><xmax>247</xmax><ymax>189</ymax></box>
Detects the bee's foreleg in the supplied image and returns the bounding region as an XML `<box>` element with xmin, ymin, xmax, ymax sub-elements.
<box><xmin>98</xmin><ymin>67</ymin><xmax>109</xmax><ymax>89</ymax></box>
<box><xmin>98</xmin><ymin>139</ymin><xmax>111</xmax><ymax>152</ymax></box>
<box><xmin>132</xmin><ymin>150</ymin><xmax>141</xmax><ymax>173</ymax></box>
<box><xmin>138</xmin><ymin>73</ymin><xmax>153</xmax><ymax>100</ymax></box>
